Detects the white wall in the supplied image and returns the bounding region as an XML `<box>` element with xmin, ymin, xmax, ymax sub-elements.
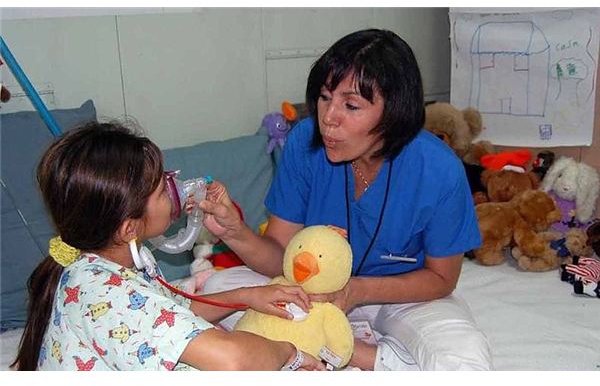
<box><xmin>0</xmin><ymin>8</ymin><xmax>451</xmax><ymax>149</ymax></box>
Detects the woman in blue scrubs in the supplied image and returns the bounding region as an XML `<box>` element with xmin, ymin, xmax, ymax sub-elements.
<box><xmin>200</xmin><ymin>29</ymin><xmax>492</xmax><ymax>370</ymax></box>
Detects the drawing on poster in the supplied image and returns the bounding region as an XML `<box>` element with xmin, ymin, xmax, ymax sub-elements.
<box><xmin>451</xmin><ymin>9</ymin><xmax>599</xmax><ymax>147</ymax></box>
<box><xmin>469</xmin><ymin>21</ymin><xmax>551</xmax><ymax>117</ymax></box>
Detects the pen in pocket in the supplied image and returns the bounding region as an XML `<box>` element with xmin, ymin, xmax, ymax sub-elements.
<box><xmin>380</xmin><ymin>253</ymin><xmax>417</xmax><ymax>263</ymax></box>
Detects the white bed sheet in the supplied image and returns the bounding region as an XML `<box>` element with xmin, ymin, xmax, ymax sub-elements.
<box><xmin>1</xmin><ymin>328</ymin><xmax>22</xmax><ymax>370</ymax></box>
<box><xmin>1</xmin><ymin>258</ymin><xmax>598</xmax><ymax>371</ymax></box>
<box><xmin>456</xmin><ymin>258</ymin><xmax>599</xmax><ymax>370</ymax></box>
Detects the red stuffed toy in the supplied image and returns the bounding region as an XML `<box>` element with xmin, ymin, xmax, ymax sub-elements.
<box><xmin>480</xmin><ymin>149</ymin><xmax>532</xmax><ymax>172</ymax></box>
<box><xmin>206</xmin><ymin>201</ymin><xmax>245</xmax><ymax>270</ymax></box>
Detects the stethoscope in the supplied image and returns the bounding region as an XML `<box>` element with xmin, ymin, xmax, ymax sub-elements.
<box><xmin>344</xmin><ymin>158</ymin><xmax>394</xmax><ymax>276</ymax></box>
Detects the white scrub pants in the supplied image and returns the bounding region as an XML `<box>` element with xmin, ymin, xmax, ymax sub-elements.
<box><xmin>202</xmin><ymin>266</ymin><xmax>493</xmax><ymax>371</ymax></box>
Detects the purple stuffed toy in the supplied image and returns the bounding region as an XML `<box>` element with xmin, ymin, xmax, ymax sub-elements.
<box><xmin>264</xmin><ymin>101</ymin><xmax>298</xmax><ymax>154</ymax></box>
<box><xmin>264</xmin><ymin>113</ymin><xmax>291</xmax><ymax>154</ymax></box>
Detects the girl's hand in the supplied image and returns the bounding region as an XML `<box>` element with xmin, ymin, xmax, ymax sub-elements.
<box><xmin>308</xmin><ymin>279</ymin><xmax>356</xmax><ymax>313</ymax></box>
<box><xmin>198</xmin><ymin>181</ymin><xmax>242</xmax><ymax>239</ymax></box>
<box><xmin>284</xmin><ymin>349</ymin><xmax>326</xmax><ymax>371</ymax></box>
<box><xmin>241</xmin><ymin>284</ymin><xmax>311</xmax><ymax>320</ymax></box>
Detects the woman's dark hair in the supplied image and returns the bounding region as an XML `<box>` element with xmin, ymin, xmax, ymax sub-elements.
<box><xmin>306</xmin><ymin>28</ymin><xmax>425</xmax><ymax>159</ymax></box>
<box><xmin>12</xmin><ymin>121</ymin><xmax>163</xmax><ymax>370</ymax></box>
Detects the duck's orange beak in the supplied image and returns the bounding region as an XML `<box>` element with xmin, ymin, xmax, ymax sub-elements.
<box><xmin>293</xmin><ymin>251</ymin><xmax>320</xmax><ymax>284</ymax></box>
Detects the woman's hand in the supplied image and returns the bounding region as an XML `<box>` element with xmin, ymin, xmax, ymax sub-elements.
<box><xmin>240</xmin><ymin>284</ymin><xmax>311</xmax><ymax>320</ymax></box>
<box><xmin>198</xmin><ymin>181</ymin><xmax>242</xmax><ymax>239</ymax></box>
<box><xmin>308</xmin><ymin>278</ymin><xmax>358</xmax><ymax>313</ymax></box>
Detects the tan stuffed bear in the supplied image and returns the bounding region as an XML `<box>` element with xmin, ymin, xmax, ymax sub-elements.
<box><xmin>511</xmin><ymin>228</ymin><xmax>592</xmax><ymax>272</ymax></box>
<box><xmin>479</xmin><ymin>149</ymin><xmax>540</xmax><ymax>203</ymax></box>
<box><xmin>424</xmin><ymin>102</ymin><xmax>494</xmax><ymax>165</ymax></box>
<box><xmin>424</xmin><ymin>102</ymin><xmax>495</xmax><ymax>204</ymax></box>
<box><xmin>481</xmin><ymin>169</ymin><xmax>540</xmax><ymax>203</ymax></box>
<box><xmin>473</xmin><ymin>189</ymin><xmax>561</xmax><ymax>267</ymax></box>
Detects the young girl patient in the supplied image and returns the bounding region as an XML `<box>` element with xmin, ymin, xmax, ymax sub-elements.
<box><xmin>12</xmin><ymin>121</ymin><xmax>324</xmax><ymax>371</ymax></box>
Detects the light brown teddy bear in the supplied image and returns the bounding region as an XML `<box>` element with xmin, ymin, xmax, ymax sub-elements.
<box><xmin>473</xmin><ymin>189</ymin><xmax>561</xmax><ymax>267</ymax></box>
<box><xmin>424</xmin><ymin>102</ymin><xmax>495</xmax><ymax>204</ymax></box>
<box><xmin>512</xmin><ymin>227</ymin><xmax>592</xmax><ymax>271</ymax></box>
<box><xmin>424</xmin><ymin>102</ymin><xmax>494</xmax><ymax>165</ymax></box>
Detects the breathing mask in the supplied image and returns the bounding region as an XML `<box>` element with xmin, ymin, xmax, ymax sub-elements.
<box><xmin>148</xmin><ymin>170</ymin><xmax>209</xmax><ymax>254</ymax></box>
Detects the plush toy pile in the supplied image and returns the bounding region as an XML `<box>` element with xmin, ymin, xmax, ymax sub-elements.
<box><xmin>234</xmin><ymin>225</ymin><xmax>354</xmax><ymax>369</ymax></box>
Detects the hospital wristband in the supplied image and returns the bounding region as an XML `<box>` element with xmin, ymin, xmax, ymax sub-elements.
<box><xmin>281</xmin><ymin>347</ymin><xmax>304</xmax><ymax>371</ymax></box>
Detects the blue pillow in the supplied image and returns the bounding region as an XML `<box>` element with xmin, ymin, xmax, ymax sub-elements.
<box><xmin>0</xmin><ymin>100</ymin><xmax>97</xmax><ymax>330</ymax></box>
<box><xmin>155</xmin><ymin>132</ymin><xmax>275</xmax><ymax>281</ymax></box>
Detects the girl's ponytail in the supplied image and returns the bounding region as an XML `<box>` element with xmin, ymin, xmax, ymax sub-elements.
<box><xmin>11</xmin><ymin>256</ymin><xmax>63</xmax><ymax>370</ymax></box>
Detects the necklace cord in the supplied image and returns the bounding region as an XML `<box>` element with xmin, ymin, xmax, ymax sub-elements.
<box><xmin>351</xmin><ymin>161</ymin><xmax>370</xmax><ymax>192</ymax></box>
<box><xmin>345</xmin><ymin>158</ymin><xmax>394</xmax><ymax>276</ymax></box>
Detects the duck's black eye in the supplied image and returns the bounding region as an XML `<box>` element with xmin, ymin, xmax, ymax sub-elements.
<box><xmin>318</xmin><ymin>254</ymin><xmax>323</xmax><ymax>259</ymax></box>
<box><xmin>298</xmin><ymin>245</ymin><xmax>302</xmax><ymax>249</ymax></box>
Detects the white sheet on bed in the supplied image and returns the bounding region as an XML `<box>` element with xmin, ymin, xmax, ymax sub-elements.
<box><xmin>0</xmin><ymin>327</ymin><xmax>22</xmax><ymax>370</ymax></box>
<box><xmin>456</xmin><ymin>258</ymin><xmax>599</xmax><ymax>370</ymax></box>
<box><xmin>1</xmin><ymin>258</ymin><xmax>598</xmax><ymax>371</ymax></box>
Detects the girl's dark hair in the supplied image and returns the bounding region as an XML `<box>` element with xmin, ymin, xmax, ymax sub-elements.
<box><xmin>12</xmin><ymin>121</ymin><xmax>163</xmax><ymax>370</ymax></box>
<box><xmin>306</xmin><ymin>28</ymin><xmax>425</xmax><ymax>159</ymax></box>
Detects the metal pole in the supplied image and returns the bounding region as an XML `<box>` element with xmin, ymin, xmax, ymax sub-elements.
<box><xmin>0</xmin><ymin>36</ymin><xmax>62</xmax><ymax>137</ymax></box>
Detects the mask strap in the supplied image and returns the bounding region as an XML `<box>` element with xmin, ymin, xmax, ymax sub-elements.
<box><xmin>164</xmin><ymin>171</ymin><xmax>182</xmax><ymax>220</ymax></box>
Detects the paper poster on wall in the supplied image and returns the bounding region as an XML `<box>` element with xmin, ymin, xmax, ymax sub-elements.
<box><xmin>449</xmin><ymin>8</ymin><xmax>600</xmax><ymax>147</ymax></box>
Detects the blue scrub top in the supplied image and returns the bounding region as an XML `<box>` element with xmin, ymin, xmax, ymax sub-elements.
<box><xmin>265</xmin><ymin>118</ymin><xmax>481</xmax><ymax>276</ymax></box>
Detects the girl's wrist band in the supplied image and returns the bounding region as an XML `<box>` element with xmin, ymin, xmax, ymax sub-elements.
<box><xmin>281</xmin><ymin>348</ymin><xmax>304</xmax><ymax>371</ymax></box>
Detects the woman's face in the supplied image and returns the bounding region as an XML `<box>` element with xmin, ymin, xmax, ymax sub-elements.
<box><xmin>317</xmin><ymin>72</ymin><xmax>385</xmax><ymax>163</ymax></box>
<box><xmin>142</xmin><ymin>176</ymin><xmax>173</xmax><ymax>239</ymax></box>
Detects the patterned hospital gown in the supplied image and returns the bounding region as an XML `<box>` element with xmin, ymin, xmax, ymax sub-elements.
<box><xmin>38</xmin><ymin>253</ymin><xmax>214</xmax><ymax>370</ymax></box>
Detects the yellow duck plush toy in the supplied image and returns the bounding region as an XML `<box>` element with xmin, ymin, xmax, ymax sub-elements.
<box><xmin>234</xmin><ymin>225</ymin><xmax>354</xmax><ymax>369</ymax></box>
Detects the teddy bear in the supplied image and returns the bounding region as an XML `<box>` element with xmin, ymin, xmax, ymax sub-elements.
<box><xmin>541</xmin><ymin>156</ymin><xmax>600</xmax><ymax>233</ymax></box>
<box><xmin>424</xmin><ymin>102</ymin><xmax>495</xmax><ymax>204</ymax></box>
<box><xmin>473</xmin><ymin>189</ymin><xmax>561</xmax><ymax>268</ymax></box>
<box><xmin>234</xmin><ymin>225</ymin><xmax>354</xmax><ymax>369</ymax></box>
<box><xmin>480</xmin><ymin>149</ymin><xmax>540</xmax><ymax>203</ymax></box>
<box><xmin>512</xmin><ymin>227</ymin><xmax>592</xmax><ymax>272</ymax></box>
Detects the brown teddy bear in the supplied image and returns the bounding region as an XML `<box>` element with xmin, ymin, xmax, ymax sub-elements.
<box><xmin>424</xmin><ymin>102</ymin><xmax>494</xmax><ymax>204</ymax></box>
<box><xmin>473</xmin><ymin>189</ymin><xmax>561</xmax><ymax>267</ymax></box>
<box><xmin>480</xmin><ymin>149</ymin><xmax>540</xmax><ymax>203</ymax></box>
<box><xmin>512</xmin><ymin>228</ymin><xmax>592</xmax><ymax>272</ymax></box>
